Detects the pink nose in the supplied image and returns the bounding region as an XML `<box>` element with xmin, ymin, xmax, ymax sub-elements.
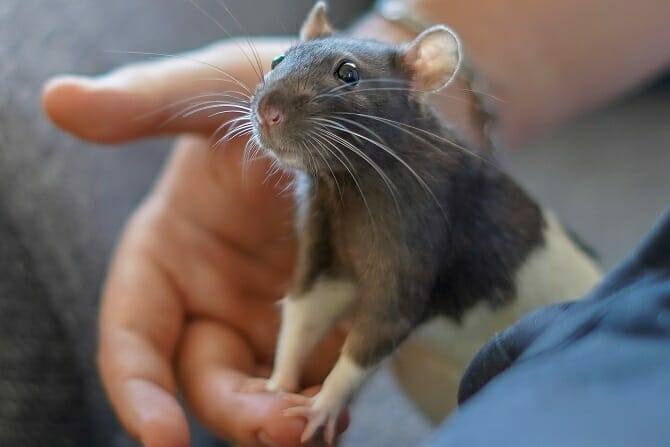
<box><xmin>258</xmin><ymin>104</ymin><xmax>284</xmax><ymax>128</ymax></box>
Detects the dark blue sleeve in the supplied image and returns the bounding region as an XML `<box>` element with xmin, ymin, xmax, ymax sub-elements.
<box><xmin>427</xmin><ymin>208</ymin><xmax>670</xmax><ymax>447</ymax></box>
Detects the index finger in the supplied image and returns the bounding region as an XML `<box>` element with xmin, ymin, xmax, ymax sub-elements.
<box><xmin>42</xmin><ymin>38</ymin><xmax>289</xmax><ymax>144</ymax></box>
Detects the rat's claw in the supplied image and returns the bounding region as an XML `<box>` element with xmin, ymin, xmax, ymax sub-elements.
<box><xmin>281</xmin><ymin>394</ymin><xmax>343</xmax><ymax>445</ymax></box>
<box><xmin>282</xmin><ymin>404</ymin><xmax>326</xmax><ymax>442</ymax></box>
<box><xmin>324</xmin><ymin>415</ymin><xmax>337</xmax><ymax>446</ymax></box>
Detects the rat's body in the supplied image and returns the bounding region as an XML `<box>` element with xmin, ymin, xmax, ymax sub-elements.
<box><xmin>247</xmin><ymin>3</ymin><xmax>601</xmax><ymax>442</ymax></box>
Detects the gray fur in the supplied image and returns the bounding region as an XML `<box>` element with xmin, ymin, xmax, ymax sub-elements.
<box><xmin>251</xmin><ymin>33</ymin><xmax>545</xmax><ymax>369</ymax></box>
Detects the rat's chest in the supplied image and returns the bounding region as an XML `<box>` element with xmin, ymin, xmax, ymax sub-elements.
<box><xmin>296</xmin><ymin>171</ymin><xmax>436</xmax><ymax>277</ymax></box>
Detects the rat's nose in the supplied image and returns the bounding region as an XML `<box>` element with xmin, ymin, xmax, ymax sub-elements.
<box><xmin>257</xmin><ymin>103</ymin><xmax>284</xmax><ymax>128</ymax></box>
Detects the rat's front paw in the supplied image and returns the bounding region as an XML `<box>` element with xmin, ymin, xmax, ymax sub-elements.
<box><xmin>266</xmin><ymin>371</ymin><xmax>299</xmax><ymax>393</ymax></box>
<box><xmin>281</xmin><ymin>393</ymin><xmax>344</xmax><ymax>445</ymax></box>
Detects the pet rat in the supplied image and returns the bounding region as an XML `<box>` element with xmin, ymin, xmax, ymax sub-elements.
<box><xmin>242</xmin><ymin>2</ymin><xmax>601</xmax><ymax>443</ymax></box>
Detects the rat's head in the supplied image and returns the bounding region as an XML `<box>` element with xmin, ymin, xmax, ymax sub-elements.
<box><xmin>250</xmin><ymin>1</ymin><xmax>461</xmax><ymax>171</ymax></box>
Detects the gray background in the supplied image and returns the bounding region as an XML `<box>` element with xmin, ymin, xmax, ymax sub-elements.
<box><xmin>0</xmin><ymin>1</ymin><xmax>668</xmax><ymax>445</ymax></box>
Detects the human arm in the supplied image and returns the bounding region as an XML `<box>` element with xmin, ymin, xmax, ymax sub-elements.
<box><xmin>41</xmin><ymin>1</ymin><xmax>670</xmax><ymax>446</ymax></box>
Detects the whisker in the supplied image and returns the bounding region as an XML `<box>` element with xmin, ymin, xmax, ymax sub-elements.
<box><xmin>224</xmin><ymin>124</ymin><xmax>254</xmax><ymax>142</ymax></box>
<box><xmin>213</xmin><ymin>0</ymin><xmax>267</xmax><ymax>85</ymax></box>
<box><xmin>317</xmin><ymin>120</ymin><xmax>447</xmax><ymax>223</ymax></box>
<box><xmin>211</xmin><ymin>115</ymin><xmax>252</xmax><ymax>147</ymax></box>
<box><xmin>306</xmin><ymin>131</ymin><xmax>344</xmax><ymax>201</ymax></box>
<box><xmin>190</xmin><ymin>81</ymin><xmax>252</xmax><ymax>99</ymax></box>
<box><xmin>157</xmin><ymin>104</ymin><xmax>245</xmax><ymax>129</ymax></box>
<box><xmin>106</xmin><ymin>50</ymin><xmax>252</xmax><ymax>95</ymax></box>
<box><xmin>317</xmin><ymin>87</ymin><xmax>475</xmax><ymax>106</ymax></box>
<box><xmin>310</xmin><ymin>130</ymin><xmax>377</xmax><ymax>229</ymax></box>
<box><xmin>314</xmin><ymin>124</ymin><xmax>402</xmax><ymax>216</ymax></box>
<box><xmin>221</xmin><ymin>119</ymin><xmax>253</xmax><ymax>140</ymax></box>
<box><xmin>186</xmin><ymin>0</ymin><xmax>264</xmax><ymax>84</ymax></box>
<box><xmin>313</xmin><ymin>116</ymin><xmax>388</xmax><ymax>153</ymax></box>
<box><xmin>313</xmin><ymin>78</ymin><xmax>410</xmax><ymax>101</ymax></box>
<box><xmin>455</xmin><ymin>87</ymin><xmax>504</xmax><ymax>103</ymax></box>
<box><xmin>181</xmin><ymin>102</ymin><xmax>250</xmax><ymax>117</ymax></box>
<box><xmin>335</xmin><ymin>111</ymin><xmax>490</xmax><ymax>165</ymax></box>
<box><xmin>207</xmin><ymin>110</ymin><xmax>251</xmax><ymax>119</ymax></box>
<box><xmin>135</xmin><ymin>91</ymin><xmax>250</xmax><ymax>122</ymax></box>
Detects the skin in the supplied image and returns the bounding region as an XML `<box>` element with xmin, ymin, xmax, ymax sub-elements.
<box><xmin>41</xmin><ymin>1</ymin><xmax>670</xmax><ymax>446</ymax></box>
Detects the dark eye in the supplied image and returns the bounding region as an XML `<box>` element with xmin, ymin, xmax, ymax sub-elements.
<box><xmin>271</xmin><ymin>54</ymin><xmax>285</xmax><ymax>70</ymax></box>
<box><xmin>335</xmin><ymin>61</ymin><xmax>359</xmax><ymax>85</ymax></box>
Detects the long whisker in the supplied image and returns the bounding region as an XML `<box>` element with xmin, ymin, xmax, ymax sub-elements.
<box><xmin>188</xmin><ymin>82</ymin><xmax>252</xmax><ymax>99</ymax></box>
<box><xmin>180</xmin><ymin>101</ymin><xmax>250</xmax><ymax>117</ymax></box>
<box><xmin>212</xmin><ymin>115</ymin><xmax>252</xmax><ymax>147</ymax></box>
<box><xmin>313</xmin><ymin>78</ymin><xmax>410</xmax><ymax>101</ymax></box>
<box><xmin>106</xmin><ymin>50</ymin><xmax>252</xmax><ymax>95</ymax></box>
<box><xmin>213</xmin><ymin>0</ymin><xmax>266</xmax><ymax>86</ymax></box>
<box><xmin>314</xmin><ymin>124</ymin><xmax>402</xmax><ymax>216</ymax></box>
<box><xmin>317</xmin><ymin>121</ymin><xmax>447</xmax><ymax>223</ymax></box>
<box><xmin>218</xmin><ymin>115</ymin><xmax>251</xmax><ymax>128</ymax></box>
<box><xmin>310</xmin><ymin>130</ymin><xmax>377</xmax><ymax>229</ymax></box>
<box><xmin>309</xmin><ymin>116</ymin><xmax>367</xmax><ymax>147</ymax></box>
<box><xmin>455</xmin><ymin>87</ymin><xmax>504</xmax><ymax>103</ymax></box>
<box><xmin>186</xmin><ymin>0</ymin><xmax>264</xmax><ymax>84</ymax></box>
<box><xmin>315</xmin><ymin>76</ymin><xmax>503</xmax><ymax>104</ymax></box>
<box><xmin>306</xmin><ymin>131</ymin><xmax>343</xmax><ymax>201</ymax></box>
<box><xmin>222</xmin><ymin>121</ymin><xmax>253</xmax><ymax>141</ymax></box>
<box><xmin>335</xmin><ymin>111</ymin><xmax>490</xmax><ymax>165</ymax></box>
<box><xmin>313</xmin><ymin>116</ymin><xmax>388</xmax><ymax>154</ymax></box>
<box><xmin>318</xmin><ymin>87</ymin><xmax>475</xmax><ymax>106</ymax></box>
<box><xmin>156</xmin><ymin>102</ymin><xmax>247</xmax><ymax>129</ymax></box>
<box><xmin>136</xmin><ymin>91</ymin><xmax>250</xmax><ymax>122</ymax></box>
<box><xmin>314</xmin><ymin>124</ymin><xmax>395</xmax><ymax>191</ymax></box>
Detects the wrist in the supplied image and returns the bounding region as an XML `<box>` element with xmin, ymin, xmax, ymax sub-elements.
<box><xmin>349</xmin><ymin>1</ymin><xmax>566</xmax><ymax>148</ymax></box>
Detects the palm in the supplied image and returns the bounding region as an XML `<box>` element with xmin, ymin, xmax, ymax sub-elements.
<box><xmin>114</xmin><ymin>135</ymin><xmax>346</xmax><ymax>444</ymax></box>
<box><xmin>157</xmin><ymin>136</ymin><xmax>344</xmax><ymax>383</ymax></box>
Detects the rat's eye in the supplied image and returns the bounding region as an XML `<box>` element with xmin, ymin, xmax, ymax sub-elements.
<box><xmin>271</xmin><ymin>54</ymin><xmax>285</xmax><ymax>70</ymax></box>
<box><xmin>336</xmin><ymin>61</ymin><xmax>360</xmax><ymax>85</ymax></box>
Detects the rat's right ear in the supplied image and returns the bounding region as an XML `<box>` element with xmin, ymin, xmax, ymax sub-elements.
<box><xmin>300</xmin><ymin>1</ymin><xmax>333</xmax><ymax>41</ymax></box>
<box><xmin>401</xmin><ymin>25</ymin><xmax>462</xmax><ymax>92</ymax></box>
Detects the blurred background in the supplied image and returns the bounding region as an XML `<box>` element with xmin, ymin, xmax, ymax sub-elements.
<box><xmin>0</xmin><ymin>1</ymin><xmax>668</xmax><ymax>446</ymax></box>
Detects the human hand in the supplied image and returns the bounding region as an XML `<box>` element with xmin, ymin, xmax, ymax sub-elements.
<box><xmin>43</xmin><ymin>38</ymin><xmax>348</xmax><ymax>447</ymax></box>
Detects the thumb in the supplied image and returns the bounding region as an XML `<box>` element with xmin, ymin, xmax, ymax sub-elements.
<box><xmin>42</xmin><ymin>39</ymin><xmax>288</xmax><ymax>144</ymax></box>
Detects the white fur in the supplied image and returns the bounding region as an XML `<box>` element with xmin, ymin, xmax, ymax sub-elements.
<box><xmin>316</xmin><ymin>355</ymin><xmax>369</xmax><ymax>410</ymax></box>
<box><xmin>391</xmin><ymin>211</ymin><xmax>602</xmax><ymax>423</ymax></box>
<box><xmin>293</xmin><ymin>355</ymin><xmax>372</xmax><ymax>444</ymax></box>
<box><xmin>268</xmin><ymin>278</ymin><xmax>357</xmax><ymax>391</ymax></box>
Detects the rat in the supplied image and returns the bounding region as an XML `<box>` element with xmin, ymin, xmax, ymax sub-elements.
<box><xmin>241</xmin><ymin>2</ymin><xmax>601</xmax><ymax>443</ymax></box>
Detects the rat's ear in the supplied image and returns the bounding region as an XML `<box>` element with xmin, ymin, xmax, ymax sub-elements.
<box><xmin>300</xmin><ymin>1</ymin><xmax>333</xmax><ymax>41</ymax></box>
<box><xmin>401</xmin><ymin>25</ymin><xmax>462</xmax><ymax>92</ymax></box>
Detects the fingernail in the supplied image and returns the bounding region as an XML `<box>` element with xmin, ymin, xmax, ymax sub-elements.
<box><xmin>258</xmin><ymin>431</ymin><xmax>281</xmax><ymax>447</ymax></box>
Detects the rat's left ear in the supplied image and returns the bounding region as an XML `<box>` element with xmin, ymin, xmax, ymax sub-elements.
<box><xmin>401</xmin><ymin>25</ymin><xmax>462</xmax><ymax>92</ymax></box>
<box><xmin>300</xmin><ymin>1</ymin><xmax>333</xmax><ymax>41</ymax></box>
